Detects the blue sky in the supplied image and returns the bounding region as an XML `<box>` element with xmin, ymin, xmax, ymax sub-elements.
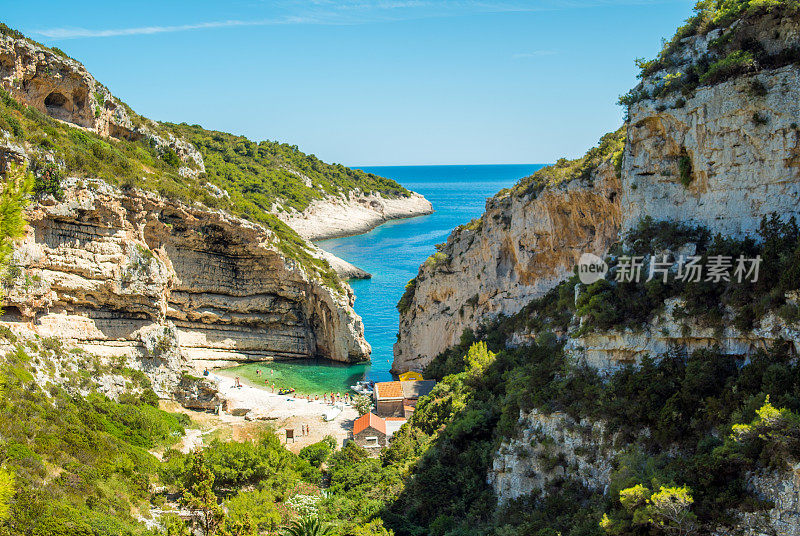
<box><xmin>6</xmin><ymin>1</ymin><xmax>694</xmax><ymax>165</ymax></box>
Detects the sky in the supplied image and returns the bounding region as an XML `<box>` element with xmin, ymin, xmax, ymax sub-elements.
<box><xmin>5</xmin><ymin>1</ymin><xmax>695</xmax><ymax>166</ymax></box>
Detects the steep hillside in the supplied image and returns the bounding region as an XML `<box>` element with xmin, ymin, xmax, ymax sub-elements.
<box><xmin>381</xmin><ymin>2</ymin><xmax>800</xmax><ymax>535</ymax></box>
<box><xmin>394</xmin><ymin>128</ymin><xmax>625</xmax><ymax>371</ymax></box>
<box><xmin>0</xmin><ymin>24</ymin><xmax>388</xmax><ymax>392</ymax></box>
<box><xmin>395</xmin><ymin>0</ymin><xmax>800</xmax><ymax>373</ymax></box>
<box><xmin>164</xmin><ymin>123</ymin><xmax>432</xmax><ymax>241</ymax></box>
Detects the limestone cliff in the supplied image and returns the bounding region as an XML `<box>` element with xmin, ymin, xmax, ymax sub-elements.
<box><xmin>622</xmin><ymin>66</ymin><xmax>800</xmax><ymax>237</ymax></box>
<box><xmin>396</xmin><ymin>12</ymin><xmax>800</xmax><ymax>374</ymax></box>
<box><xmin>393</xmin><ymin>131</ymin><xmax>624</xmax><ymax>372</ymax></box>
<box><xmin>0</xmin><ymin>26</ymin><xmax>406</xmax><ymax>390</ymax></box>
<box><xmin>396</xmin><ymin>6</ymin><xmax>800</xmax><ymax>534</ymax></box>
<box><xmin>2</xmin><ymin>176</ymin><xmax>370</xmax><ymax>386</ymax></box>
<box><xmin>278</xmin><ymin>190</ymin><xmax>433</xmax><ymax>242</ymax></box>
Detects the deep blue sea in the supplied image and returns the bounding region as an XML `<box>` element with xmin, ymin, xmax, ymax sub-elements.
<box><xmin>225</xmin><ymin>165</ymin><xmax>545</xmax><ymax>393</ymax></box>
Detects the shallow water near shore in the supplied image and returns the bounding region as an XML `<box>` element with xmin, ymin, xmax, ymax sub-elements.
<box><xmin>224</xmin><ymin>164</ymin><xmax>545</xmax><ymax>393</ymax></box>
<box><xmin>218</xmin><ymin>359</ymin><xmax>367</xmax><ymax>396</ymax></box>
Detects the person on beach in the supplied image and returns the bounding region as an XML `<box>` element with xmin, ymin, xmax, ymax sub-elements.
<box><xmin>234</xmin><ymin>377</ymin><xmax>241</xmax><ymax>388</ymax></box>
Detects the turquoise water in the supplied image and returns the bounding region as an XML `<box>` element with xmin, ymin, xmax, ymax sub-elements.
<box><xmin>221</xmin><ymin>360</ymin><xmax>368</xmax><ymax>396</ymax></box>
<box><xmin>225</xmin><ymin>164</ymin><xmax>545</xmax><ymax>392</ymax></box>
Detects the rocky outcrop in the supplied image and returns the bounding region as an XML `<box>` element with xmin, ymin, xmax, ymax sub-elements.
<box><xmin>489</xmin><ymin>409</ymin><xmax>617</xmax><ymax>504</ymax></box>
<box><xmin>393</xmin><ymin>158</ymin><xmax>621</xmax><ymax>372</ymax></box>
<box><xmin>173</xmin><ymin>375</ymin><xmax>225</xmax><ymax>411</ymax></box>
<box><xmin>279</xmin><ymin>190</ymin><xmax>433</xmax><ymax>241</ymax></box>
<box><xmin>0</xmin><ymin>34</ymin><xmax>103</xmax><ymax>132</ymax></box>
<box><xmin>0</xmin><ymin>32</ymin><xmax>205</xmax><ymax>177</ymax></box>
<box><xmin>735</xmin><ymin>465</ymin><xmax>800</xmax><ymax>536</ymax></box>
<box><xmin>567</xmin><ymin>298</ymin><xmax>800</xmax><ymax>374</ymax></box>
<box><xmin>318</xmin><ymin>249</ymin><xmax>372</xmax><ymax>280</ymax></box>
<box><xmin>621</xmin><ymin>65</ymin><xmax>800</xmax><ymax>238</ymax></box>
<box><xmin>2</xmin><ymin>177</ymin><xmax>371</xmax><ymax>392</ymax></box>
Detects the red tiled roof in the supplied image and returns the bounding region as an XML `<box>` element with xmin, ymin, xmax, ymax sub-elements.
<box><xmin>353</xmin><ymin>412</ymin><xmax>386</xmax><ymax>435</ymax></box>
<box><xmin>374</xmin><ymin>381</ymin><xmax>403</xmax><ymax>400</ymax></box>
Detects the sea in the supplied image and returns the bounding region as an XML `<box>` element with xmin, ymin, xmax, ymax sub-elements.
<box><xmin>224</xmin><ymin>164</ymin><xmax>545</xmax><ymax>395</ymax></box>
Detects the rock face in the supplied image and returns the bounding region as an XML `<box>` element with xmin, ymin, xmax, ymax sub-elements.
<box><xmin>0</xmin><ymin>34</ymin><xmax>103</xmax><ymax>132</ymax></box>
<box><xmin>279</xmin><ymin>191</ymin><xmax>433</xmax><ymax>241</ymax></box>
<box><xmin>739</xmin><ymin>466</ymin><xmax>800</xmax><ymax>536</ymax></box>
<box><xmin>396</xmin><ymin>21</ymin><xmax>800</xmax><ymax>374</ymax></box>
<box><xmin>2</xmin><ymin>177</ymin><xmax>371</xmax><ymax>392</ymax></box>
<box><xmin>489</xmin><ymin>409</ymin><xmax>617</xmax><ymax>504</ymax></box>
<box><xmin>393</xmin><ymin>159</ymin><xmax>621</xmax><ymax>372</ymax></box>
<box><xmin>0</xmin><ymin>32</ymin><xmax>206</xmax><ymax>177</ymax></box>
<box><xmin>489</xmin><ymin>410</ymin><xmax>800</xmax><ymax>536</ymax></box>
<box><xmin>622</xmin><ymin>66</ymin><xmax>800</xmax><ymax>238</ymax></box>
<box><xmin>567</xmin><ymin>298</ymin><xmax>800</xmax><ymax>373</ymax></box>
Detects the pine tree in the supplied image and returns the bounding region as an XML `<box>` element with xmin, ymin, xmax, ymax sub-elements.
<box><xmin>180</xmin><ymin>452</ymin><xmax>225</xmax><ymax>536</ymax></box>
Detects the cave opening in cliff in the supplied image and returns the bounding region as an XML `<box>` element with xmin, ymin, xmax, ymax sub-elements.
<box><xmin>44</xmin><ymin>91</ymin><xmax>70</xmax><ymax>121</ymax></box>
<box><xmin>44</xmin><ymin>91</ymin><xmax>67</xmax><ymax>108</ymax></box>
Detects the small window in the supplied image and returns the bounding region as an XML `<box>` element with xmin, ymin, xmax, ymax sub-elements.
<box><xmin>365</xmin><ymin>436</ymin><xmax>379</xmax><ymax>447</ymax></box>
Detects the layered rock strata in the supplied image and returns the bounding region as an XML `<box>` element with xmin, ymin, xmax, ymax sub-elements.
<box><xmin>2</xmin><ymin>177</ymin><xmax>371</xmax><ymax>392</ymax></box>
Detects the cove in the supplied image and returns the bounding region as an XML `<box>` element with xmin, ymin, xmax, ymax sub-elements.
<box><xmin>224</xmin><ymin>164</ymin><xmax>545</xmax><ymax>394</ymax></box>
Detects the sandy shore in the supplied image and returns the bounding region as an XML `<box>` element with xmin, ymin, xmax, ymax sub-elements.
<box><xmin>279</xmin><ymin>191</ymin><xmax>433</xmax><ymax>242</ymax></box>
<box><xmin>211</xmin><ymin>373</ymin><xmax>359</xmax><ymax>452</ymax></box>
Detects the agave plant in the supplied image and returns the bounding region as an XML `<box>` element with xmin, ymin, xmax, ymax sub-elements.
<box><xmin>282</xmin><ymin>516</ymin><xmax>334</xmax><ymax>536</ymax></box>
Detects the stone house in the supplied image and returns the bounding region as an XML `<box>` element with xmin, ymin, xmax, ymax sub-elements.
<box><xmin>374</xmin><ymin>380</ymin><xmax>436</xmax><ymax>418</ymax></box>
<box><xmin>352</xmin><ymin>412</ymin><xmax>387</xmax><ymax>449</ymax></box>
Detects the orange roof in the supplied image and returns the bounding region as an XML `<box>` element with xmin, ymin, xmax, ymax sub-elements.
<box><xmin>353</xmin><ymin>412</ymin><xmax>386</xmax><ymax>435</ymax></box>
<box><xmin>374</xmin><ymin>381</ymin><xmax>403</xmax><ymax>400</ymax></box>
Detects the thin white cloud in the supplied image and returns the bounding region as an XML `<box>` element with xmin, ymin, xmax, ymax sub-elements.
<box><xmin>513</xmin><ymin>50</ymin><xmax>558</xmax><ymax>59</ymax></box>
<box><xmin>35</xmin><ymin>0</ymin><xmax>674</xmax><ymax>40</ymax></box>
<box><xmin>36</xmin><ymin>16</ymin><xmax>313</xmax><ymax>39</ymax></box>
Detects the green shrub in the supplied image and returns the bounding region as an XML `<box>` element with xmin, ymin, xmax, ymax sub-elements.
<box><xmin>29</xmin><ymin>161</ymin><xmax>64</xmax><ymax>200</ymax></box>
<box><xmin>299</xmin><ymin>437</ymin><xmax>336</xmax><ymax>468</ymax></box>
<box><xmin>700</xmin><ymin>50</ymin><xmax>755</xmax><ymax>85</ymax></box>
<box><xmin>678</xmin><ymin>151</ymin><xmax>693</xmax><ymax>187</ymax></box>
<box><xmin>396</xmin><ymin>277</ymin><xmax>417</xmax><ymax>315</ymax></box>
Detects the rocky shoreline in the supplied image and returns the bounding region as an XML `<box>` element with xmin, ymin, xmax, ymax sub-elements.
<box><xmin>280</xmin><ymin>191</ymin><xmax>433</xmax><ymax>242</ymax></box>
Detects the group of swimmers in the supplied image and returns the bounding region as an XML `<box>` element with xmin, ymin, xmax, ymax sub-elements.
<box><xmin>225</xmin><ymin>368</ymin><xmax>358</xmax><ymax>406</ymax></box>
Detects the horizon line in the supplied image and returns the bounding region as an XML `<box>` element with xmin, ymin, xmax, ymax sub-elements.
<box><xmin>351</xmin><ymin>162</ymin><xmax>549</xmax><ymax>168</ymax></box>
